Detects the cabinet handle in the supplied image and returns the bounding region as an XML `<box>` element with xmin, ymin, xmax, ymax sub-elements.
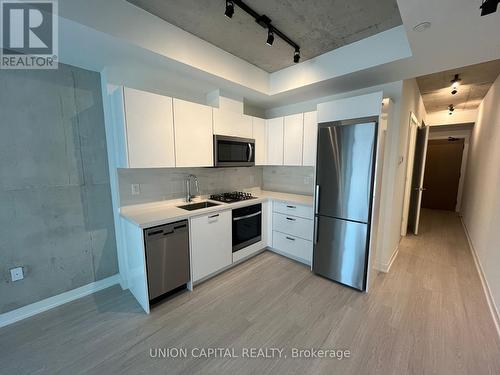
<box><xmin>286</xmin><ymin>236</ymin><xmax>296</xmax><ymax>241</ymax></box>
<box><xmin>208</xmin><ymin>214</ymin><xmax>219</xmax><ymax>219</ymax></box>
<box><xmin>286</xmin><ymin>217</ymin><xmax>296</xmax><ymax>221</ymax></box>
<box><xmin>286</xmin><ymin>205</ymin><xmax>296</xmax><ymax>209</ymax></box>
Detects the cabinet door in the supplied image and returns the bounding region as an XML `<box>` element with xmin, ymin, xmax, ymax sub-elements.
<box><xmin>252</xmin><ymin>117</ymin><xmax>267</xmax><ymax>165</ymax></box>
<box><xmin>283</xmin><ymin>113</ymin><xmax>304</xmax><ymax>166</ymax></box>
<box><xmin>173</xmin><ymin>99</ymin><xmax>213</xmax><ymax>167</ymax></box>
<box><xmin>191</xmin><ymin>210</ymin><xmax>232</xmax><ymax>282</ymax></box>
<box><xmin>213</xmin><ymin>109</ymin><xmax>253</xmax><ymax>138</ymax></box>
<box><xmin>123</xmin><ymin>87</ymin><xmax>175</xmax><ymax>168</ymax></box>
<box><xmin>303</xmin><ymin>111</ymin><xmax>318</xmax><ymax>166</ymax></box>
<box><xmin>266</xmin><ymin>117</ymin><xmax>284</xmax><ymax>165</ymax></box>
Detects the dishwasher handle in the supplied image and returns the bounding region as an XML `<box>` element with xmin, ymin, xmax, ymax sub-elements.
<box><xmin>145</xmin><ymin>220</ymin><xmax>188</xmax><ymax>239</ymax></box>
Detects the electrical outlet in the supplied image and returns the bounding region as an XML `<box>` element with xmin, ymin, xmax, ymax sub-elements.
<box><xmin>10</xmin><ymin>267</ymin><xmax>24</xmax><ymax>282</ymax></box>
<box><xmin>304</xmin><ymin>177</ymin><xmax>311</xmax><ymax>185</ymax></box>
<box><xmin>131</xmin><ymin>184</ymin><xmax>141</xmax><ymax>195</ymax></box>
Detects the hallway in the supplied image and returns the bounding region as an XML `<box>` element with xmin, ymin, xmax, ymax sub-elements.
<box><xmin>374</xmin><ymin>208</ymin><xmax>500</xmax><ymax>374</ymax></box>
<box><xmin>0</xmin><ymin>210</ymin><xmax>499</xmax><ymax>375</ymax></box>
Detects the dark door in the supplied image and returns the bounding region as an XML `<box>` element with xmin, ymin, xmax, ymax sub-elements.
<box><xmin>422</xmin><ymin>138</ymin><xmax>464</xmax><ymax>211</ymax></box>
<box><xmin>408</xmin><ymin>125</ymin><xmax>429</xmax><ymax>234</ymax></box>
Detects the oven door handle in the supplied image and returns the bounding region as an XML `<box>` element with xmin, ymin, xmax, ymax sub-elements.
<box><xmin>233</xmin><ymin>211</ymin><xmax>261</xmax><ymax>221</ymax></box>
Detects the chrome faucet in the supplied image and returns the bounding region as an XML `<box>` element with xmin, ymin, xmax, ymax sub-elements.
<box><xmin>185</xmin><ymin>174</ymin><xmax>199</xmax><ymax>202</ymax></box>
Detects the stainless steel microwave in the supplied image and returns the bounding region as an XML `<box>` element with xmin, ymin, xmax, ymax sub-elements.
<box><xmin>213</xmin><ymin>135</ymin><xmax>255</xmax><ymax>167</ymax></box>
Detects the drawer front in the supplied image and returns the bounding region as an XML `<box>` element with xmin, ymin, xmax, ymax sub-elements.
<box><xmin>272</xmin><ymin>231</ymin><xmax>312</xmax><ymax>264</ymax></box>
<box><xmin>273</xmin><ymin>213</ymin><xmax>313</xmax><ymax>241</ymax></box>
<box><xmin>273</xmin><ymin>201</ymin><xmax>313</xmax><ymax>219</ymax></box>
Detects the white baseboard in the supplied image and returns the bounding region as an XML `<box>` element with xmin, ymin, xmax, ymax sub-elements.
<box><xmin>375</xmin><ymin>245</ymin><xmax>400</xmax><ymax>273</ymax></box>
<box><xmin>0</xmin><ymin>274</ymin><xmax>120</xmax><ymax>328</ymax></box>
<box><xmin>460</xmin><ymin>217</ymin><xmax>500</xmax><ymax>339</ymax></box>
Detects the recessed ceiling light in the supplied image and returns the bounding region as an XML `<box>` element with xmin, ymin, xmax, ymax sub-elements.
<box><xmin>413</xmin><ymin>22</ymin><xmax>431</xmax><ymax>32</ymax></box>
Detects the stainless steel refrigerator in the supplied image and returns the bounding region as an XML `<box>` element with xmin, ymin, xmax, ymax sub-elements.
<box><xmin>312</xmin><ymin>117</ymin><xmax>378</xmax><ymax>291</ymax></box>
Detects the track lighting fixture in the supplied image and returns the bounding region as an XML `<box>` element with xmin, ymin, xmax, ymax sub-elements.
<box><xmin>448</xmin><ymin>104</ymin><xmax>455</xmax><ymax>115</ymax></box>
<box><xmin>294</xmin><ymin>48</ymin><xmax>300</xmax><ymax>63</ymax></box>
<box><xmin>266</xmin><ymin>27</ymin><xmax>274</xmax><ymax>46</ymax></box>
<box><xmin>225</xmin><ymin>0</ymin><xmax>234</xmax><ymax>18</ymax></box>
<box><xmin>450</xmin><ymin>74</ymin><xmax>461</xmax><ymax>95</ymax></box>
<box><xmin>224</xmin><ymin>0</ymin><xmax>300</xmax><ymax>63</ymax></box>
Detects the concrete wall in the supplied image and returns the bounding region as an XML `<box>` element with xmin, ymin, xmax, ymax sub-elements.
<box><xmin>0</xmin><ymin>64</ymin><xmax>117</xmax><ymax>314</ymax></box>
<box><xmin>461</xmin><ymin>73</ymin><xmax>500</xmax><ymax>317</ymax></box>
<box><xmin>118</xmin><ymin>167</ymin><xmax>263</xmax><ymax>206</ymax></box>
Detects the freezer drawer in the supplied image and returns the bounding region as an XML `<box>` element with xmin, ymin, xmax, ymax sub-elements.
<box><xmin>273</xmin><ymin>212</ymin><xmax>313</xmax><ymax>241</ymax></box>
<box><xmin>312</xmin><ymin>216</ymin><xmax>368</xmax><ymax>291</ymax></box>
<box><xmin>145</xmin><ymin>220</ymin><xmax>190</xmax><ymax>300</ymax></box>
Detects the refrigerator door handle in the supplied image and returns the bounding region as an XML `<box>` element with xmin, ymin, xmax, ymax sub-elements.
<box><xmin>315</xmin><ymin>185</ymin><xmax>320</xmax><ymax>214</ymax></box>
<box><xmin>314</xmin><ymin>217</ymin><xmax>319</xmax><ymax>244</ymax></box>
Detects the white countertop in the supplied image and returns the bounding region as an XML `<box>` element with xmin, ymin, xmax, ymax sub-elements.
<box><xmin>120</xmin><ymin>190</ymin><xmax>313</xmax><ymax>228</ymax></box>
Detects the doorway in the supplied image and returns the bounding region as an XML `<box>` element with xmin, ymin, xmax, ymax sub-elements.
<box><xmin>422</xmin><ymin>138</ymin><xmax>465</xmax><ymax>211</ymax></box>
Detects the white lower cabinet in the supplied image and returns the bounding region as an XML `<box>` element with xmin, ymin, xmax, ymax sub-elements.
<box><xmin>272</xmin><ymin>231</ymin><xmax>313</xmax><ymax>264</ymax></box>
<box><xmin>190</xmin><ymin>210</ymin><xmax>232</xmax><ymax>282</ymax></box>
<box><xmin>271</xmin><ymin>201</ymin><xmax>314</xmax><ymax>265</ymax></box>
<box><xmin>273</xmin><ymin>212</ymin><xmax>314</xmax><ymax>241</ymax></box>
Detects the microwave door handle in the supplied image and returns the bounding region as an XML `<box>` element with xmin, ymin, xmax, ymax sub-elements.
<box><xmin>248</xmin><ymin>143</ymin><xmax>253</xmax><ymax>162</ymax></box>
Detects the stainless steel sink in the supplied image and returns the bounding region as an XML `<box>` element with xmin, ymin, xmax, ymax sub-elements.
<box><xmin>177</xmin><ymin>201</ymin><xmax>220</xmax><ymax>211</ymax></box>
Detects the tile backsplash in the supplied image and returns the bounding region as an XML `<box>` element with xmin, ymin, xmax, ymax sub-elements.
<box><xmin>118</xmin><ymin>166</ymin><xmax>314</xmax><ymax>206</ymax></box>
<box><xmin>262</xmin><ymin>166</ymin><xmax>315</xmax><ymax>196</ymax></box>
<box><xmin>118</xmin><ymin>167</ymin><xmax>263</xmax><ymax>206</ymax></box>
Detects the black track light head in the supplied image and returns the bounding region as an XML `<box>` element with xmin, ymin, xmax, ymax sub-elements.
<box><xmin>448</xmin><ymin>104</ymin><xmax>455</xmax><ymax>114</ymax></box>
<box><xmin>450</xmin><ymin>74</ymin><xmax>461</xmax><ymax>95</ymax></box>
<box><xmin>480</xmin><ymin>0</ymin><xmax>499</xmax><ymax>16</ymax></box>
<box><xmin>293</xmin><ymin>48</ymin><xmax>300</xmax><ymax>63</ymax></box>
<box><xmin>225</xmin><ymin>0</ymin><xmax>234</xmax><ymax>18</ymax></box>
<box><xmin>266</xmin><ymin>27</ymin><xmax>274</xmax><ymax>46</ymax></box>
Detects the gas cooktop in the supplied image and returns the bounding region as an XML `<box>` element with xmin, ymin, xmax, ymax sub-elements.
<box><xmin>209</xmin><ymin>191</ymin><xmax>256</xmax><ymax>203</ymax></box>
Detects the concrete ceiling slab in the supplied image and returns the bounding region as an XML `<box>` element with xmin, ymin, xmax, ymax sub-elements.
<box><xmin>417</xmin><ymin>59</ymin><xmax>500</xmax><ymax>113</ymax></box>
<box><xmin>126</xmin><ymin>0</ymin><xmax>402</xmax><ymax>73</ymax></box>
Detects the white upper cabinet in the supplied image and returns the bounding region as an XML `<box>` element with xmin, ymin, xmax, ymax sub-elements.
<box><xmin>302</xmin><ymin>111</ymin><xmax>318</xmax><ymax>166</ymax></box>
<box><xmin>266</xmin><ymin>117</ymin><xmax>284</xmax><ymax>165</ymax></box>
<box><xmin>283</xmin><ymin>113</ymin><xmax>304</xmax><ymax>166</ymax></box>
<box><xmin>213</xmin><ymin>108</ymin><xmax>253</xmax><ymax>139</ymax></box>
<box><xmin>252</xmin><ymin>117</ymin><xmax>267</xmax><ymax>165</ymax></box>
<box><xmin>173</xmin><ymin>98</ymin><xmax>214</xmax><ymax>167</ymax></box>
<box><xmin>122</xmin><ymin>87</ymin><xmax>175</xmax><ymax>168</ymax></box>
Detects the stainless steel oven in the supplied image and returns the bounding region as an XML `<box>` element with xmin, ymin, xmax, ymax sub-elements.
<box><xmin>214</xmin><ymin>135</ymin><xmax>255</xmax><ymax>167</ymax></box>
<box><xmin>232</xmin><ymin>203</ymin><xmax>262</xmax><ymax>252</ymax></box>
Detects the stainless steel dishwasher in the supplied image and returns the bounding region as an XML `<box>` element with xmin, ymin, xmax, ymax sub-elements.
<box><xmin>144</xmin><ymin>220</ymin><xmax>190</xmax><ymax>302</ymax></box>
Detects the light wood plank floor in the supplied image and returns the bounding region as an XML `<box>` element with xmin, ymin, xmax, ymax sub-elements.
<box><xmin>1</xmin><ymin>209</ymin><xmax>499</xmax><ymax>374</ymax></box>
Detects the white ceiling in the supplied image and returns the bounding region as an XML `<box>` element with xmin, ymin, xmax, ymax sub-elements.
<box><xmin>417</xmin><ymin>60</ymin><xmax>500</xmax><ymax>113</ymax></box>
<box><xmin>126</xmin><ymin>0</ymin><xmax>402</xmax><ymax>72</ymax></box>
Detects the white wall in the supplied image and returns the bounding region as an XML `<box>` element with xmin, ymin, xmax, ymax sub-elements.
<box><xmin>376</xmin><ymin>79</ymin><xmax>427</xmax><ymax>270</ymax></box>
<box><xmin>461</xmin><ymin>74</ymin><xmax>500</xmax><ymax>320</ymax></box>
<box><xmin>427</xmin><ymin>109</ymin><xmax>478</xmax><ymax>126</ymax></box>
<box><xmin>265</xmin><ymin>81</ymin><xmax>403</xmax><ymax>118</ymax></box>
